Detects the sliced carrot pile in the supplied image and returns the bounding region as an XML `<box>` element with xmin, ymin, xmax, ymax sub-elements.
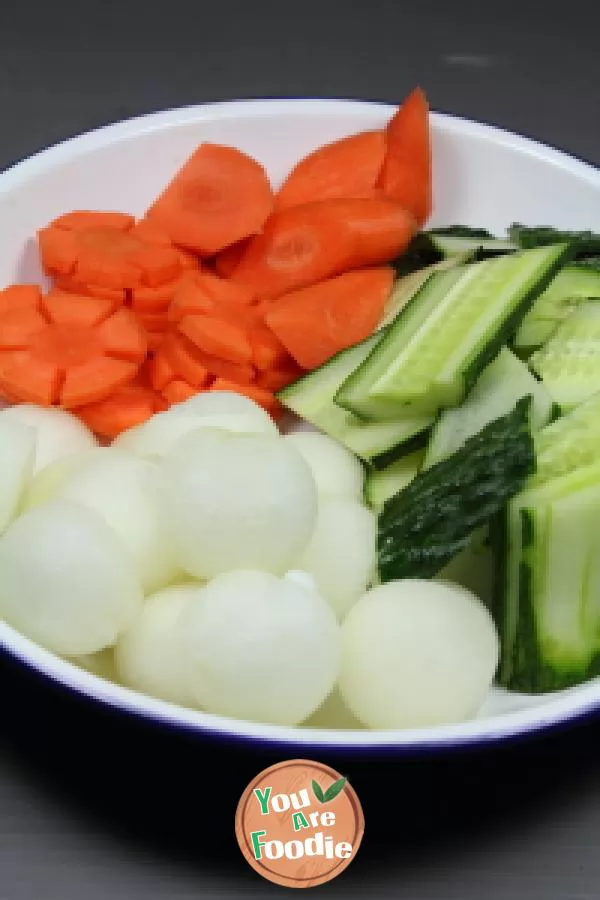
<box><xmin>275</xmin><ymin>131</ymin><xmax>386</xmax><ymax>210</ymax></box>
<box><xmin>39</xmin><ymin>214</ymin><xmax>185</xmax><ymax>291</ymax></box>
<box><xmin>264</xmin><ymin>266</ymin><xmax>394</xmax><ymax>369</ymax></box>
<box><xmin>0</xmin><ymin>288</ymin><xmax>146</xmax><ymax>407</ymax></box>
<box><xmin>377</xmin><ymin>87</ymin><xmax>432</xmax><ymax>228</ymax></box>
<box><xmin>0</xmin><ymin>87</ymin><xmax>431</xmax><ymax>435</ymax></box>
<box><xmin>145</xmin><ymin>143</ymin><xmax>274</xmax><ymax>256</ymax></box>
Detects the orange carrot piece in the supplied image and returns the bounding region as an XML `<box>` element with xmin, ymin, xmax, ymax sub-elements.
<box><xmin>213</xmin><ymin>238</ymin><xmax>251</xmax><ymax>278</ymax></box>
<box><xmin>256</xmin><ymin>360</ymin><xmax>304</xmax><ymax>393</ymax></box>
<box><xmin>50</xmin><ymin>211</ymin><xmax>135</xmax><ymax>232</ymax></box>
<box><xmin>130</xmin><ymin>280</ymin><xmax>181</xmax><ymax>313</ymax></box>
<box><xmin>76</xmin><ymin>382</ymin><xmax>162</xmax><ymax>438</ymax></box>
<box><xmin>168</xmin><ymin>271</ymin><xmax>255</xmax><ymax>323</ymax></box>
<box><xmin>38</xmin><ymin>227</ymin><xmax>78</xmax><ymax>275</ymax></box>
<box><xmin>39</xmin><ymin>222</ymin><xmax>184</xmax><ymax>290</ymax></box>
<box><xmin>145</xmin><ymin>143</ymin><xmax>274</xmax><ymax>256</ymax></box>
<box><xmin>148</xmin><ymin>347</ymin><xmax>176</xmax><ymax>392</ymax></box>
<box><xmin>147</xmin><ymin>334</ymin><xmax>164</xmax><ymax>352</ymax></box>
<box><xmin>132</xmin><ymin>219</ymin><xmax>201</xmax><ymax>270</ymax></box>
<box><xmin>40</xmin><ymin>289</ymin><xmax>114</xmax><ymax>327</ymax></box>
<box><xmin>160</xmin><ymin>333</ymin><xmax>212</xmax><ymax>388</ymax></box>
<box><xmin>229</xmin><ymin>202</ymin><xmax>356</xmax><ymax>299</ymax></box>
<box><xmin>377</xmin><ymin>87</ymin><xmax>432</xmax><ymax>228</ymax></box>
<box><xmin>138</xmin><ymin>312</ymin><xmax>169</xmax><ymax>334</ymax></box>
<box><xmin>249</xmin><ymin>320</ymin><xmax>289</xmax><ymax>372</ymax></box>
<box><xmin>0</xmin><ymin>285</ymin><xmax>42</xmax><ymax>316</ymax></box>
<box><xmin>166</xmin><ymin>330</ymin><xmax>256</xmax><ymax>385</ymax></box>
<box><xmin>265</xmin><ymin>266</ymin><xmax>394</xmax><ymax>369</ymax></box>
<box><xmin>53</xmin><ymin>274</ymin><xmax>125</xmax><ymax>306</ymax></box>
<box><xmin>0</xmin><ymin>291</ymin><xmax>146</xmax><ymax>408</ymax></box>
<box><xmin>61</xmin><ymin>357</ymin><xmax>140</xmax><ymax>408</ymax></box>
<box><xmin>178</xmin><ymin>314</ymin><xmax>253</xmax><ymax>365</ymax></box>
<box><xmin>275</xmin><ymin>131</ymin><xmax>386</xmax><ymax>211</ymax></box>
<box><xmin>210</xmin><ymin>378</ymin><xmax>281</xmax><ymax>417</ymax></box>
<box><xmin>95</xmin><ymin>308</ymin><xmax>148</xmax><ymax>363</ymax></box>
<box><xmin>161</xmin><ymin>379</ymin><xmax>202</xmax><ymax>404</ymax></box>
<box><xmin>322</xmin><ymin>196</ymin><xmax>417</xmax><ymax>266</ymax></box>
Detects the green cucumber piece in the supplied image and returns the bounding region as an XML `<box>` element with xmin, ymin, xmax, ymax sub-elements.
<box><xmin>494</xmin><ymin>461</ymin><xmax>600</xmax><ymax>692</ymax></box>
<box><xmin>364</xmin><ymin>449</ymin><xmax>424</xmax><ymax>511</ymax></box>
<box><xmin>514</xmin><ymin>266</ymin><xmax>600</xmax><ymax>352</ymax></box>
<box><xmin>277</xmin><ymin>333</ymin><xmax>433</xmax><ymax>469</ymax></box>
<box><xmin>376</xmin><ymin>397</ymin><xmax>535</xmax><ymax>581</ymax></box>
<box><xmin>335</xmin><ymin>244</ymin><xmax>571</xmax><ymax>420</ymax></box>
<box><xmin>529</xmin><ymin>301</ymin><xmax>600</xmax><ymax>410</ymax></box>
<box><xmin>531</xmin><ymin>390</ymin><xmax>600</xmax><ymax>487</ymax></box>
<box><xmin>423</xmin><ymin>346</ymin><xmax>553</xmax><ymax>468</ymax></box>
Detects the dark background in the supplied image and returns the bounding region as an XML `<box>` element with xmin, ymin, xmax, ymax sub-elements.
<box><xmin>0</xmin><ymin>1</ymin><xmax>599</xmax><ymax>897</ymax></box>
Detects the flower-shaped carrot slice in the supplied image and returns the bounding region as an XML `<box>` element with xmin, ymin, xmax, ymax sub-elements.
<box><xmin>0</xmin><ymin>289</ymin><xmax>146</xmax><ymax>407</ymax></box>
<box><xmin>38</xmin><ymin>216</ymin><xmax>184</xmax><ymax>290</ymax></box>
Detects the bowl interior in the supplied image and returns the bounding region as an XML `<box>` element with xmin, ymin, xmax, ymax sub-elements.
<box><xmin>0</xmin><ymin>98</ymin><xmax>599</xmax><ymax>750</ymax></box>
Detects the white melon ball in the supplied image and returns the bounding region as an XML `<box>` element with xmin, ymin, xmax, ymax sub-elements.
<box><xmin>338</xmin><ymin>579</ymin><xmax>500</xmax><ymax>729</ymax></box>
<box><xmin>181</xmin><ymin>569</ymin><xmax>340</xmax><ymax>725</ymax></box>
<box><xmin>115</xmin><ymin>583</ymin><xmax>199</xmax><ymax>706</ymax></box>
<box><xmin>160</xmin><ymin>428</ymin><xmax>318</xmax><ymax>578</ymax></box>
<box><xmin>114</xmin><ymin>390</ymin><xmax>277</xmax><ymax>460</ymax></box>
<box><xmin>53</xmin><ymin>450</ymin><xmax>179</xmax><ymax>594</ymax></box>
<box><xmin>297</xmin><ymin>499</ymin><xmax>376</xmax><ymax>619</ymax></box>
<box><xmin>21</xmin><ymin>447</ymin><xmax>109</xmax><ymax>511</ymax></box>
<box><xmin>0</xmin><ymin>499</ymin><xmax>143</xmax><ymax>656</ymax></box>
<box><xmin>283</xmin><ymin>431</ymin><xmax>364</xmax><ymax>501</ymax></box>
<box><xmin>0</xmin><ymin>404</ymin><xmax>98</xmax><ymax>473</ymax></box>
<box><xmin>0</xmin><ymin>417</ymin><xmax>36</xmax><ymax>532</ymax></box>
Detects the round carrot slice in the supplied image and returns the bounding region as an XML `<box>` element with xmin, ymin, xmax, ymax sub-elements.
<box><xmin>145</xmin><ymin>143</ymin><xmax>274</xmax><ymax>255</ymax></box>
<box><xmin>39</xmin><ymin>220</ymin><xmax>184</xmax><ymax>290</ymax></box>
<box><xmin>0</xmin><ymin>290</ymin><xmax>146</xmax><ymax>408</ymax></box>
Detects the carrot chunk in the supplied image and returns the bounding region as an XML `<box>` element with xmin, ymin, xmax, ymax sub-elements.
<box><xmin>77</xmin><ymin>382</ymin><xmax>163</xmax><ymax>438</ymax></box>
<box><xmin>161</xmin><ymin>379</ymin><xmax>201</xmax><ymax>404</ymax></box>
<box><xmin>275</xmin><ymin>131</ymin><xmax>386</xmax><ymax>210</ymax></box>
<box><xmin>145</xmin><ymin>143</ymin><xmax>274</xmax><ymax>255</ymax></box>
<box><xmin>178</xmin><ymin>314</ymin><xmax>254</xmax><ymax>365</ymax></box>
<box><xmin>50</xmin><ymin>211</ymin><xmax>135</xmax><ymax>232</ymax></box>
<box><xmin>321</xmin><ymin>196</ymin><xmax>416</xmax><ymax>266</ymax></box>
<box><xmin>160</xmin><ymin>333</ymin><xmax>212</xmax><ymax>388</ymax></box>
<box><xmin>229</xmin><ymin>202</ymin><xmax>356</xmax><ymax>299</ymax></box>
<box><xmin>0</xmin><ymin>284</ymin><xmax>42</xmax><ymax>315</ymax></box>
<box><xmin>264</xmin><ymin>266</ymin><xmax>394</xmax><ymax>369</ymax></box>
<box><xmin>377</xmin><ymin>87</ymin><xmax>433</xmax><ymax>227</ymax></box>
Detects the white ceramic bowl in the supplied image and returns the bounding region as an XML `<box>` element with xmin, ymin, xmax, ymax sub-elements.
<box><xmin>1</xmin><ymin>99</ymin><xmax>599</xmax><ymax>754</ymax></box>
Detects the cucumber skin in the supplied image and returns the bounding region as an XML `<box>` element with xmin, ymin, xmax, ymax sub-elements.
<box><xmin>377</xmin><ymin>397</ymin><xmax>535</xmax><ymax>582</ymax></box>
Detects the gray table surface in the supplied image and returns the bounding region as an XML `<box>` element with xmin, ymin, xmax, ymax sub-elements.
<box><xmin>0</xmin><ymin>1</ymin><xmax>599</xmax><ymax>897</ymax></box>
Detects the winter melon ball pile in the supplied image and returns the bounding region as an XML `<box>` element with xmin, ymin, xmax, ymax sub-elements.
<box><xmin>0</xmin><ymin>393</ymin><xmax>499</xmax><ymax>730</ymax></box>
